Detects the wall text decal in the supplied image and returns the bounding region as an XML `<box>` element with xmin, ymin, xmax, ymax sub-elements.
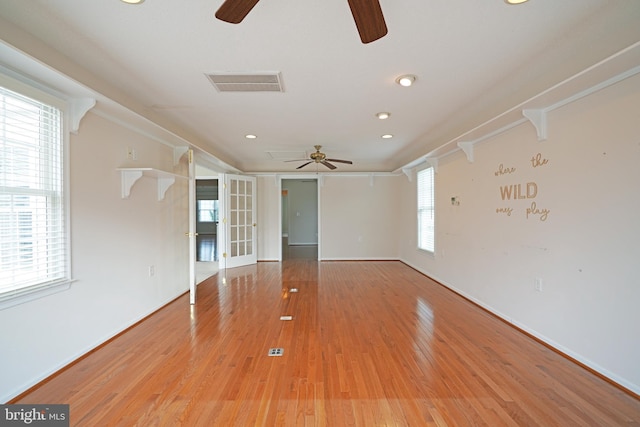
<box><xmin>494</xmin><ymin>163</ymin><xmax>517</xmax><ymax>176</ymax></box>
<box><xmin>496</xmin><ymin>207</ymin><xmax>514</xmax><ymax>216</ymax></box>
<box><xmin>526</xmin><ymin>202</ymin><xmax>550</xmax><ymax>221</ymax></box>
<box><xmin>499</xmin><ymin>182</ymin><xmax>538</xmax><ymax>200</ymax></box>
<box><xmin>530</xmin><ymin>152</ymin><xmax>549</xmax><ymax>168</ymax></box>
<box><xmin>494</xmin><ymin>152</ymin><xmax>550</xmax><ymax>222</ymax></box>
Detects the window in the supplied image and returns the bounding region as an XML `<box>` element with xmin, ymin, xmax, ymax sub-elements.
<box><xmin>417</xmin><ymin>167</ymin><xmax>435</xmax><ymax>252</ymax></box>
<box><xmin>197</xmin><ymin>199</ymin><xmax>219</xmax><ymax>223</ymax></box>
<box><xmin>0</xmin><ymin>83</ymin><xmax>68</xmax><ymax>305</ymax></box>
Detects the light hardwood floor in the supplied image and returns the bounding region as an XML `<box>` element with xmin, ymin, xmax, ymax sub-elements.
<box><xmin>14</xmin><ymin>261</ymin><xmax>640</xmax><ymax>426</ymax></box>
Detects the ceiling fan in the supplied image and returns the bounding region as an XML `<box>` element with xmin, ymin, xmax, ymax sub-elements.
<box><xmin>287</xmin><ymin>145</ymin><xmax>353</xmax><ymax>170</ymax></box>
<box><xmin>215</xmin><ymin>0</ymin><xmax>388</xmax><ymax>44</ymax></box>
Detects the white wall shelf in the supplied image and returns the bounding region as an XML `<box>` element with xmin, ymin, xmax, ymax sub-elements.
<box><xmin>117</xmin><ymin>168</ymin><xmax>187</xmax><ymax>201</ymax></box>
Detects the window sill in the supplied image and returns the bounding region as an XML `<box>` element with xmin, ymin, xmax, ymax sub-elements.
<box><xmin>0</xmin><ymin>279</ymin><xmax>76</xmax><ymax>311</ymax></box>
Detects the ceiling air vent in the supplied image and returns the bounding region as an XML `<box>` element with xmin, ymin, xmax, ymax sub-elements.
<box><xmin>267</xmin><ymin>151</ymin><xmax>307</xmax><ymax>161</ymax></box>
<box><xmin>206</xmin><ymin>72</ymin><xmax>284</xmax><ymax>92</ymax></box>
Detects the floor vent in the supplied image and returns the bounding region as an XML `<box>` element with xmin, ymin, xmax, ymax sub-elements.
<box><xmin>206</xmin><ymin>72</ymin><xmax>284</xmax><ymax>92</ymax></box>
<box><xmin>268</xmin><ymin>348</ymin><xmax>284</xmax><ymax>357</ymax></box>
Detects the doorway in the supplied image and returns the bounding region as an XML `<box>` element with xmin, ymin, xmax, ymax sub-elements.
<box><xmin>281</xmin><ymin>179</ymin><xmax>318</xmax><ymax>260</ymax></box>
<box><xmin>195</xmin><ymin>178</ymin><xmax>219</xmax><ymax>282</ymax></box>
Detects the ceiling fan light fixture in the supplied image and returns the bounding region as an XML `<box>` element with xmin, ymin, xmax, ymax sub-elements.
<box><xmin>120</xmin><ymin>0</ymin><xmax>144</xmax><ymax>4</ymax></box>
<box><xmin>245</xmin><ymin>134</ymin><xmax>257</xmax><ymax>139</ymax></box>
<box><xmin>376</xmin><ymin>112</ymin><xmax>391</xmax><ymax>120</ymax></box>
<box><xmin>396</xmin><ymin>75</ymin><xmax>416</xmax><ymax>87</ymax></box>
<box><xmin>382</xmin><ymin>134</ymin><xmax>393</xmax><ymax>139</ymax></box>
<box><xmin>504</xmin><ymin>0</ymin><xmax>529</xmax><ymax>4</ymax></box>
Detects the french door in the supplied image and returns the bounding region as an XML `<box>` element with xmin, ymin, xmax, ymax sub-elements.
<box><xmin>219</xmin><ymin>174</ymin><xmax>257</xmax><ymax>269</ymax></box>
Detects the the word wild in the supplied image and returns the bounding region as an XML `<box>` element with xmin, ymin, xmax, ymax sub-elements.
<box><xmin>499</xmin><ymin>182</ymin><xmax>538</xmax><ymax>200</ymax></box>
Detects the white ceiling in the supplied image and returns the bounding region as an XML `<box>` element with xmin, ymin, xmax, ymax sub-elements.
<box><xmin>0</xmin><ymin>0</ymin><xmax>639</xmax><ymax>173</ymax></box>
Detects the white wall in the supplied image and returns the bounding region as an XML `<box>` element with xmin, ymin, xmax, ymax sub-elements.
<box><xmin>0</xmin><ymin>111</ymin><xmax>190</xmax><ymax>402</ymax></box>
<box><xmin>256</xmin><ymin>174</ymin><xmax>401</xmax><ymax>261</ymax></box>
<box><xmin>320</xmin><ymin>175</ymin><xmax>401</xmax><ymax>260</ymax></box>
<box><xmin>398</xmin><ymin>73</ymin><xmax>640</xmax><ymax>394</ymax></box>
<box><xmin>256</xmin><ymin>176</ymin><xmax>280</xmax><ymax>261</ymax></box>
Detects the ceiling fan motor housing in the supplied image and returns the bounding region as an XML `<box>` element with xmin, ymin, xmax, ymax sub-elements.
<box><xmin>310</xmin><ymin>151</ymin><xmax>326</xmax><ymax>163</ymax></box>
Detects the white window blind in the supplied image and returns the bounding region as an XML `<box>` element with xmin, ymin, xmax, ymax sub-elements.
<box><xmin>417</xmin><ymin>167</ymin><xmax>435</xmax><ymax>252</ymax></box>
<box><xmin>0</xmin><ymin>85</ymin><xmax>67</xmax><ymax>302</ymax></box>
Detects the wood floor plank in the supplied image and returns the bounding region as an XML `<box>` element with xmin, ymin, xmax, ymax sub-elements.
<box><xmin>12</xmin><ymin>260</ymin><xmax>640</xmax><ymax>426</ymax></box>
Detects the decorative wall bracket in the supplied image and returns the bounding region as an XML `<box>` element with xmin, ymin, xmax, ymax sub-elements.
<box><xmin>117</xmin><ymin>167</ymin><xmax>187</xmax><ymax>201</ymax></box>
<box><xmin>425</xmin><ymin>157</ymin><xmax>439</xmax><ymax>173</ymax></box>
<box><xmin>523</xmin><ymin>108</ymin><xmax>548</xmax><ymax>141</ymax></box>
<box><xmin>69</xmin><ymin>97</ymin><xmax>96</xmax><ymax>134</ymax></box>
<box><xmin>457</xmin><ymin>141</ymin><xmax>475</xmax><ymax>163</ymax></box>
<box><xmin>173</xmin><ymin>146</ymin><xmax>190</xmax><ymax>165</ymax></box>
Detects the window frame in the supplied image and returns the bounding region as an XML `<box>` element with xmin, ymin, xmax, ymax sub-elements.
<box><xmin>416</xmin><ymin>165</ymin><xmax>435</xmax><ymax>254</ymax></box>
<box><xmin>0</xmin><ymin>72</ymin><xmax>72</xmax><ymax>309</ymax></box>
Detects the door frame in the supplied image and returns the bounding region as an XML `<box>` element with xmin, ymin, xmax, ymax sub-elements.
<box><xmin>278</xmin><ymin>174</ymin><xmax>321</xmax><ymax>261</ymax></box>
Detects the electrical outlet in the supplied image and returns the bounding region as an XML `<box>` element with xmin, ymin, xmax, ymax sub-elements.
<box><xmin>534</xmin><ymin>278</ymin><xmax>543</xmax><ymax>292</ymax></box>
<box><xmin>127</xmin><ymin>147</ymin><xmax>137</xmax><ymax>161</ymax></box>
<box><xmin>149</xmin><ymin>265</ymin><xmax>155</xmax><ymax>277</ymax></box>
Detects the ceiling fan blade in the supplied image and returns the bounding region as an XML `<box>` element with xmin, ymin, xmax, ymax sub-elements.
<box><xmin>285</xmin><ymin>159</ymin><xmax>311</xmax><ymax>162</ymax></box>
<box><xmin>215</xmin><ymin>0</ymin><xmax>261</xmax><ymax>24</ymax></box>
<box><xmin>321</xmin><ymin>161</ymin><xmax>337</xmax><ymax>170</ymax></box>
<box><xmin>347</xmin><ymin>0</ymin><xmax>388</xmax><ymax>44</ymax></box>
<box><xmin>326</xmin><ymin>158</ymin><xmax>353</xmax><ymax>164</ymax></box>
<box><xmin>296</xmin><ymin>161</ymin><xmax>313</xmax><ymax>169</ymax></box>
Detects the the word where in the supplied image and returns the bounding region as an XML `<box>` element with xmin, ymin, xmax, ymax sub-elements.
<box><xmin>494</xmin><ymin>163</ymin><xmax>516</xmax><ymax>176</ymax></box>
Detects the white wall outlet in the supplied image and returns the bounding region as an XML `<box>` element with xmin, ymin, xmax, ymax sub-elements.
<box><xmin>534</xmin><ymin>278</ymin><xmax>543</xmax><ymax>292</ymax></box>
<box><xmin>127</xmin><ymin>147</ymin><xmax>137</xmax><ymax>161</ymax></box>
<box><xmin>149</xmin><ymin>265</ymin><xmax>155</xmax><ymax>277</ymax></box>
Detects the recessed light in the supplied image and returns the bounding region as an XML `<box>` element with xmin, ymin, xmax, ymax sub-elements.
<box><xmin>504</xmin><ymin>0</ymin><xmax>529</xmax><ymax>4</ymax></box>
<box><xmin>382</xmin><ymin>134</ymin><xmax>393</xmax><ymax>139</ymax></box>
<box><xmin>395</xmin><ymin>75</ymin><xmax>416</xmax><ymax>87</ymax></box>
<box><xmin>245</xmin><ymin>134</ymin><xmax>257</xmax><ymax>139</ymax></box>
<box><xmin>376</xmin><ymin>112</ymin><xmax>391</xmax><ymax>120</ymax></box>
<box><xmin>121</xmin><ymin>0</ymin><xmax>144</xmax><ymax>4</ymax></box>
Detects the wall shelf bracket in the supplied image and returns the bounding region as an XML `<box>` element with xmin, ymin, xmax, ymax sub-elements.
<box><xmin>425</xmin><ymin>157</ymin><xmax>439</xmax><ymax>173</ymax></box>
<box><xmin>457</xmin><ymin>141</ymin><xmax>475</xmax><ymax>163</ymax></box>
<box><xmin>157</xmin><ymin>176</ymin><xmax>176</xmax><ymax>201</ymax></box>
<box><xmin>69</xmin><ymin>97</ymin><xmax>96</xmax><ymax>134</ymax></box>
<box><xmin>523</xmin><ymin>108</ymin><xmax>548</xmax><ymax>141</ymax></box>
<box><xmin>173</xmin><ymin>146</ymin><xmax>190</xmax><ymax>165</ymax></box>
<box><xmin>118</xmin><ymin>168</ymin><xmax>186</xmax><ymax>201</ymax></box>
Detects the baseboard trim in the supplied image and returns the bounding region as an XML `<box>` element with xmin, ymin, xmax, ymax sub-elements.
<box><xmin>399</xmin><ymin>259</ymin><xmax>640</xmax><ymax>399</ymax></box>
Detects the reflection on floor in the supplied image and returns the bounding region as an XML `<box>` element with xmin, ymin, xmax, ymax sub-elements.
<box><xmin>197</xmin><ymin>234</ymin><xmax>218</xmax><ymax>284</ymax></box>
<box><xmin>197</xmin><ymin>234</ymin><xmax>217</xmax><ymax>262</ymax></box>
<box><xmin>282</xmin><ymin>237</ymin><xmax>318</xmax><ymax>260</ymax></box>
